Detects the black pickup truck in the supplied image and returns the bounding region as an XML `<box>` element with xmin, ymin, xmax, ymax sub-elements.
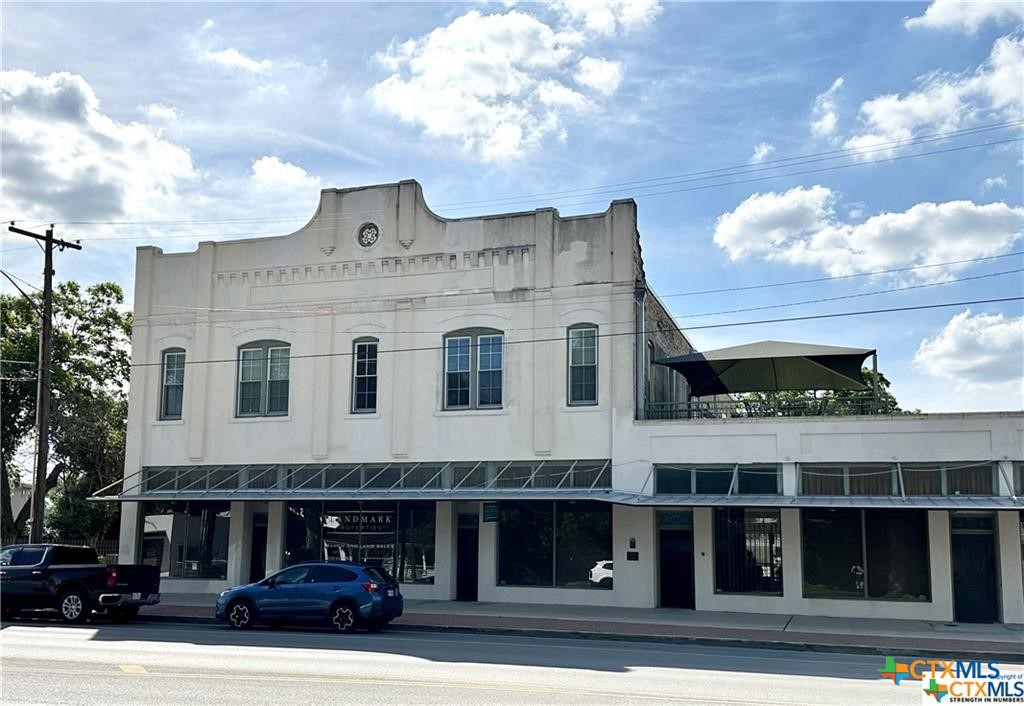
<box><xmin>0</xmin><ymin>544</ymin><xmax>160</xmax><ymax>623</ymax></box>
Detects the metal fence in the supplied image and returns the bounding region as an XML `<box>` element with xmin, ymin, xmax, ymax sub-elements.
<box><xmin>646</xmin><ymin>398</ymin><xmax>880</xmax><ymax>420</ymax></box>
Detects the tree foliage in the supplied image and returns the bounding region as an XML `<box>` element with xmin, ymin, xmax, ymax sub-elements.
<box><xmin>739</xmin><ymin>368</ymin><xmax>917</xmax><ymax>416</ymax></box>
<box><xmin>1</xmin><ymin>281</ymin><xmax>132</xmax><ymax>543</ymax></box>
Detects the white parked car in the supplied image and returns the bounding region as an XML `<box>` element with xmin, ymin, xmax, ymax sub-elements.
<box><xmin>588</xmin><ymin>560</ymin><xmax>613</xmax><ymax>587</ymax></box>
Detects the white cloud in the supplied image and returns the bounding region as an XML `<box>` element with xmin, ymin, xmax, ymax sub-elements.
<box><xmin>144</xmin><ymin>102</ymin><xmax>180</xmax><ymax>122</ymax></box>
<box><xmin>810</xmin><ymin>76</ymin><xmax>843</xmax><ymax>138</ymax></box>
<box><xmin>202</xmin><ymin>47</ymin><xmax>272</xmax><ymax>74</ymax></box>
<box><xmin>713</xmin><ymin>186</ymin><xmax>1023</xmax><ymax>280</ymax></box>
<box><xmin>905</xmin><ymin>0</ymin><xmax>1024</xmax><ymax>34</ymax></box>
<box><xmin>368</xmin><ymin>9</ymin><xmax>633</xmax><ymax>162</ymax></box>
<box><xmin>914</xmin><ymin>310</ymin><xmax>1024</xmax><ymax>391</ymax></box>
<box><xmin>844</xmin><ymin>35</ymin><xmax>1023</xmax><ymax>159</ymax></box>
<box><xmin>0</xmin><ymin>70</ymin><xmax>196</xmax><ymax>223</ymax></box>
<box><xmin>200</xmin><ymin>18</ymin><xmax>215</xmax><ymax>31</ymax></box>
<box><xmin>557</xmin><ymin>0</ymin><xmax>662</xmax><ymax>36</ymax></box>
<box><xmin>249</xmin><ymin>156</ymin><xmax>321</xmax><ymax>193</ymax></box>
<box><xmin>575</xmin><ymin>57</ymin><xmax>623</xmax><ymax>96</ymax></box>
<box><xmin>749</xmin><ymin>142</ymin><xmax>776</xmax><ymax>164</ymax></box>
<box><xmin>981</xmin><ymin>175</ymin><xmax>1009</xmax><ymax>192</ymax></box>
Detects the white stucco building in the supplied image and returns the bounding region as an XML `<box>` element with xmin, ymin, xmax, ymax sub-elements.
<box><xmin>113</xmin><ymin>180</ymin><xmax>1024</xmax><ymax>624</ymax></box>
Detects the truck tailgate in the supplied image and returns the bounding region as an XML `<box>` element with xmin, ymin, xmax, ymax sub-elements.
<box><xmin>110</xmin><ymin>564</ymin><xmax>161</xmax><ymax>595</ymax></box>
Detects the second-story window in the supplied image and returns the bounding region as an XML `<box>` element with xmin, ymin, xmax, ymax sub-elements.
<box><xmin>160</xmin><ymin>349</ymin><xmax>186</xmax><ymax>420</ymax></box>
<box><xmin>352</xmin><ymin>339</ymin><xmax>378</xmax><ymax>413</ymax></box>
<box><xmin>236</xmin><ymin>341</ymin><xmax>290</xmax><ymax>417</ymax></box>
<box><xmin>444</xmin><ymin>330</ymin><xmax>503</xmax><ymax>410</ymax></box>
<box><xmin>568</xmin><ymin>325</ymin><xmax>598</xmax><ymax>405</ymax></box>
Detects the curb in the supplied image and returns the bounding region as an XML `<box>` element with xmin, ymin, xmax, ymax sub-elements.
<box><xmin>134</xmin><ymin>614</ymin><xmax>1024</xmax><ymax>662</ymax></box>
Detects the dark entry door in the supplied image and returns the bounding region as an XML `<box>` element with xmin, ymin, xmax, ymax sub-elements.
<box><xmin>456</xmin><ymin>523</ymin><xmax>479</xmax><ymax>602</ymax></box>
<box><xmin>659</xmin><ymin>529</ymin><xmax>695</xmax><ymax>609</ymax></box>
<box><xmin>951</xmin><ymin>533</ymin><xmax>998</xmax><ymax>623</ymax></box>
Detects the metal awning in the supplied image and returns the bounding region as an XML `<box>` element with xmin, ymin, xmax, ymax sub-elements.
<box><xmin>631</xmin><ymin>494</ymin><xmax>1020</xmax><ymax>509</ymax></box>
<box><xmin>655</xmin><ymin>340</ymin><xmax>875</xmax><ymax>396</ymax></box>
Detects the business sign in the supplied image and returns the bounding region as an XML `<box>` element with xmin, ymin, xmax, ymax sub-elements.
<box><xmin>482</xmin><ymin>502</ymin><xmax>499</xmax><ymax>523</ymax></box>
<box><xmin>324</xmin><ymin>510</ymin><xmax>395</xmax><ymax>534</ymax></box>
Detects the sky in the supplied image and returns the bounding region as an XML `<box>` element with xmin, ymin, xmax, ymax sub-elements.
<box><xmin>1</xmin><ymin>0</ymin><xmax>1022</xmax><ymax>413</ymax></box>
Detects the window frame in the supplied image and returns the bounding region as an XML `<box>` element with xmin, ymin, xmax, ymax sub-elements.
<box><xmin>159</xmin><ymin>348</ymin><xmax>186</xmax><ymax>420</ymax></box>
<box><xmin>654</xmin><ymin>464</ymin><xmax>781</xmax><ymax>495</ymax></box>
<box><xmin>567</xmin><ymin>324</ymin><xmax>599</xmax><ymax>406</ymax></box>
<box><xmin>442</xmin><ymin>329</ymin><xmax>504</xmax><ymax>410</ymax></box>
<box><xmin>713</xmin><ymin>507</ymin><xmax>783</xmax><ymax>596</ymax></box>
<box><xmin>235</xmin><ymin>340</ymin><xmax>291</xmax><ymax>418</ymax></box>
<box><xmin>351</xmin><ymin>338</ymin><xmax>379</xmax><ymax>414</ymax></box>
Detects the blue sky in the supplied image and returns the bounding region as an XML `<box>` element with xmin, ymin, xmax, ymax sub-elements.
<box><xmin>2</xmin><ymin>1</ymin><xmax>1021</xmax><ymax>412</ymax></box>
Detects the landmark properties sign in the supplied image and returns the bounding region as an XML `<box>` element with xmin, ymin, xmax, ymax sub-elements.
<box><xmin>326</xmin><ymin>510</ymin><xmax>396</xmax><ymax>534</ymax></box>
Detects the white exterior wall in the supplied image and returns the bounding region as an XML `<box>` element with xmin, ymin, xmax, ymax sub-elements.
<box><xmin>121</xmin><ymin>180</ymin><xmax>1024</xmax><ymax>622</ymax></box>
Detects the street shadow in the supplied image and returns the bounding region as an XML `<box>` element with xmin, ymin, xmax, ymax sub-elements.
<box><xmin>0</xmin><ymin>613</ymin><xmax>945</xmax><ymax>680</ymax></box>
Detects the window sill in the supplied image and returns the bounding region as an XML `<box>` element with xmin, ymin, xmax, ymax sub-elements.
<box><xmin>435</xmin><ymin>408</ymin><xmax>508</xmax><ymax>418</ymax></box>
<box><xmin>153</xmin><ymin>419</ymin><xmax>185</xmax><ymax>426</ymax></box>
<box><xmin>344</xmin><ymin>411</ymin><xmax>380</xmax><ymax>420</ymax></box>
<box><xmin>228</xmin><ymin>415</ymin><xmax>291</xmax><ymax>424</ymax></box>
<box><xmin>560</xmin><ymin>404</ymin><xmax>604</xmax><ymax>413</ymax></box>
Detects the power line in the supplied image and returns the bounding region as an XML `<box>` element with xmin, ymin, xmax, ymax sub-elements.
<box><xmin>661</xmin><ymin>251</ymin><xmax>1024</xmax><ymax>298</ymax></box>
<box><xmin>125</xmin><ymin>296</ymin><xmax>1023</xmax><ymax>369</ymax></box>
<box><xmin>8</xmin><ymin>121</ymin><xmax>1021</xmax><ymax>229</ymax></box>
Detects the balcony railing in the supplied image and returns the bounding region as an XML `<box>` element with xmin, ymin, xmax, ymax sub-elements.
<box><xmin>646</xmin><ymin>398</ymin><xmax>881</xmax><ymax>420</ymax></box>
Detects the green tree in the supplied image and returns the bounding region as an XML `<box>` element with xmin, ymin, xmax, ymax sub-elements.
<box><xmin>739</xmin><ymin>368</ymin><xmax>916</xmax><ymax>416</ymax></box>
<box><xmin>1</xmin><ymin>281</ymin><xmax>132</xmax><ymax>543</ymax></box>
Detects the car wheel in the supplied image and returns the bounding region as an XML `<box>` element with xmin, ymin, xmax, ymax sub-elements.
<box><xmin>109</xmin><ymin>605</ymin><xmax>140</xmax><ymax>623</ymax></box>
<box><xmin>227</xmin><ymin>599</ymin><xmax>255</xmax><ymax>630</ymax></box>
<box><xmin>59</xmin><ymin>588</ymin><xmax>89</xmax><ymax>624</ymax></box>
<box><xmin>329</xmin><ymin>603</ymin><xmax>358</xmax><ymax>633</ymax></box>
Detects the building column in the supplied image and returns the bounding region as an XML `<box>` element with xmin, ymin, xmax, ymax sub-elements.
<box><xmin>478</xmin><ymin>505</ymin><xmax>497</xmax><ymax>600</ymax></box>
<box><xmin>928</xmin><ymin>510</ymin><xmax>955</xmax><ymax>622</ymax></box>
<box><xmin>227</xmin><ymin>501</ymin><xmax>254</xmax><ymax>586</ymax></box>
<box><xmin>780</xmin><ymin>508</ymin><xmax>803</xmax><ymax>612</ymax></box>
<box><xmin>692</xmin><ymin>507</ymin><xmax>714</xmax><ymax>610</ymax></box>
<box><xmin>782</xmin><ymin>462</ymin><xmax>798</xmax><ymax>496</ymax></box>
<box><xmin>118</xmin><ymin>502</ymin><xmax>141</xmax><ymax>563</ymax></box>
<box><xmin>613</xmin><ymin>505</ymin><xmax>656</xmax><ymax>608</ymax></box>
<box><xmin>265</xmin><ymin>501</ymin><xmax>287</xmax><ymax>575</ymax></box>
<box><xmin>996</xmin><ymin>510</ymin><xmax>1024</xmax><ymax>624</ymax></box>
<box><xmin>434</xmin><ymin>502</ymin><xmax>456</xmax><ymax>599</ymax></box>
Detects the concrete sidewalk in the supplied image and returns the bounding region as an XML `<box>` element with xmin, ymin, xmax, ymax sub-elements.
<box><xmin>140</xmin><ymin>593</ymin><xmax>1024</xmax><ymax>660</ymax></box>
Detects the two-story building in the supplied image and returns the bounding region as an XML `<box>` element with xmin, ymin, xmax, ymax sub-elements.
<box><xmin>112</xmin><ymin>180</ymin><xmax>1024</xmax><ymax>624</ymax></box>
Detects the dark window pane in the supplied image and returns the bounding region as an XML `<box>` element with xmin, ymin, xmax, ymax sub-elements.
<box><xmin>238</xmin><ymin>381</ymin><xmax>262</xmax><ymax>414</ymax></box>
<box><xmin>142</xmin><ymin>502</ymin><xmax>231</xmax><ymax>579</ymax></box>
<box><xmin>162</xmin><ymin>384</ymin><xmax>183</xmax><ymax>419</ymax></box>
<box><xmin>801</xmin><ymin>466</ymin><xmax>844</xmax><ymax>495</ymax></box>
<box><xmin>267</xmin><ymin>380</ymin><xmax>289</xmax><ymax>414</ymax></box>
<box><xmin>395</xmin><ymin>502</ymin><xmax>435</xmax><ymax>584</ymax></box>
<box><xmin>15</xmin><ymin>547</ymin><xmax>45</xmax><ymax>566</ymax></box>
<box><xmin>498</xmin><ymin>501</ymin><xmax>553</xmax><ymax>586</ymax></box>
<box><xmin>322</xmin><ymin>502</ymin><xmax>398</xmax><ymax>571</ymax></box>
<box><xmin>948</xmin><ymin>464</ymin><xmax>993</xmax><ymax>495</ymax></box>
<box><xmin>696</xmin><ymin>468</ymin><xmax>733</xmax><ymax>494</ymax></box>
<box><xmin>902</xmin><ymin>466</ymin><xmax>942</xmax><ymax>495</ymax></box>
<box><xmin>848</xmin><ymin>466</ymin><xmax>894</xmax><ymax>495</ymax></box>
<box><xmin>737</xmin><ymin>468</ymin><xmax>779</xmax><ymax>494</ymax></box>
<box><xmin>655</xmin><ymin>466</ymin><xmax>692</xmax><ymax>494</ymax></box>
<box><xmin>555</xmin><ymin>501</ymin><xmax>612</xmax><ymax>589</ymax></box>
<box><xmin>570</xmin><ymin>365</ymin><xmax>597</xmax><ymax>404</ymax></box>
<box><xmin>446</xmin><ymin>371</ymin><xmax>470</xmax><ymax>407</ymax></box>
<box><xmin>285</xmin><ymin>502</ymin><xmax>323</xmax><ymax>566</ymax></box>
<box><xmin>312</xmin><ymin>566</ymin><xmax>358</xmax><ymax>583</ymax></box>
<box><xmin>714</xmin><ymin>509</ymin><xmax>782</xmax><ymax>594</ymax></box>
<box><xmin>865</xmin><ymin>510</ymin><xmax>930</xmax><ymax>600</ymax></box>
<box><xmin>478</xmin><ymin>369</ymin><xmax>502</xmax><ymax>406</ymax></box>
<box><xmin>801</xmin><ymin>509</ymin><xmax>864</xmax><ymax>598</ymax></box>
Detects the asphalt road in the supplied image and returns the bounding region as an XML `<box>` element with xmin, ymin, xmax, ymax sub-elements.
<box><xmin>0</xmin><ymin>619</ymin><xmax>925</xmax><ymax>705</ymax></box>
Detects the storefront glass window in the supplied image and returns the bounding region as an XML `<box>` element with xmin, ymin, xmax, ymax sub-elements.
<box><xmin>714</xmin><ymin>508</ymin><xmax>782</xmax><ymax>594</ymax></box>
<box><xmin>498</xmin><ymin>500</ymin><xmax>612</xmax><ymax>589</ymax></box>
<box><xmin>801</xmin><ymin>508</ymin><xmax>930</xmax><ymax>600</ymax></box>
<box><xmin>284</xmin><ymin>501</ymin><xmax>435</xmax><ymax>584</ymax></box>
<box><xmin>140</xmin><ymin>502</ymin><xmax>230</xmax><ymax>580</ymax></box>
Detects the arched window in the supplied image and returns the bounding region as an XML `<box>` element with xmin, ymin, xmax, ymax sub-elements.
<box><xmin>236</xmin><ymin>340</ymin><xmax>290</xmax><ymax>417</ymax></box>
<box><xmin>351</xmin><ymin>337</ymin><xmax>379</xmax><ymax>413</ymax></box>
<box><xmin>567</xmin><ymin>324</ymin><xmax>598</xmax><ymax>405</ymax></box>
<box><xmin>443</xmin><ymin>328</ymin><xmax>503</xmax><ymax>410</ymax></box>
<box><xmin>160</xmin><ymin>348</ymin><xmax>186</xmax><ymax>420</ymax></box>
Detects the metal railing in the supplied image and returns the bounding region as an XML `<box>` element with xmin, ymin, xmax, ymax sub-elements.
<box><xmin>646</xmin><ymin>398</ymin><xmax>882</xmax><ymax>420</ymax></box>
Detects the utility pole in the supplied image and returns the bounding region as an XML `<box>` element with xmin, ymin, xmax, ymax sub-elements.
<box><xmin>7</xmin><ymin>223</ymin><xmax>81</xmax><ymax>542</ymax></box>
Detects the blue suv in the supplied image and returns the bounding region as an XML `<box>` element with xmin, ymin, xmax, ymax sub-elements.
<box><xmin>215</xmin><ymin>562</ymin><xmax>403</xmax><ymax>632</ymax></box>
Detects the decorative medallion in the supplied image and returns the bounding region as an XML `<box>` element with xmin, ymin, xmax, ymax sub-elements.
<box><xmin>357</xmin><ymin>223</ymin><xmax>380</xmax><ymax>248</ymax></box>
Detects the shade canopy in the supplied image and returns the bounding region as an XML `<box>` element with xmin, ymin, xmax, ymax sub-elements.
<box><xmin>655</xmin><ymin>340</ymin><xmax>875</xmax><ymax>397</ymax></box>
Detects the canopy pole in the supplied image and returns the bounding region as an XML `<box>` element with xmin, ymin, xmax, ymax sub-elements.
<box><xmin>872</xmin><ymin>352</ymin><xmax>879</xmax><ymax>413</ymax></box>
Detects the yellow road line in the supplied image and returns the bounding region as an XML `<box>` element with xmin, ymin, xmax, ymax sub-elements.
<box><xmin>118</xmin><ymin>664</ymin><xmax>148</xmax><ymax>674</ymax></box>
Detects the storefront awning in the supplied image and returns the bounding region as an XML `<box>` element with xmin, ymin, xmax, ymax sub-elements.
<box><xmin>655</xmin><ymin>340</ymin><xmax>875</xmax><ymax>396</ymax></box>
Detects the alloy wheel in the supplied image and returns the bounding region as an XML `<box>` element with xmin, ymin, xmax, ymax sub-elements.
<box><xmin>228</xmin><ymin>602</ymin><xmax>252</xmax><ymax>629</ymax></box>
<box><xmin>331</xmin><ymin>605</ymin><xmax>356</xmax><ymax>633</ymax></box>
